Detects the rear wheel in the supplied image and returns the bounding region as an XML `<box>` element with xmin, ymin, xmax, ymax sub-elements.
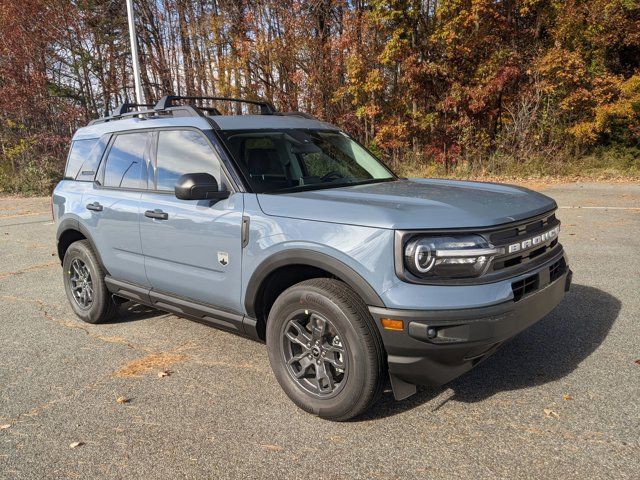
<box><xmin>266</xmin><ymin>278</ymin><xmax>385</xmax><ymax>421</ymax></box>
<box><xmin>62</xmin><ymin>240</ymin><xmax>118</xmax><ymax>324</ymax></box>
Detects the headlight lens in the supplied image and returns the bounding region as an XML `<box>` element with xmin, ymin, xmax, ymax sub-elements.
<box><xmin>404</xmin><ymin>235</ymin><xmax>500</xmax><ymax>278</ymax></box>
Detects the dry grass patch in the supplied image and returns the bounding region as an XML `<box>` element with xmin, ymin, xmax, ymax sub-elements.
<box><xmin>113</xmin><ymin>351</ymin><xmax>189</xmax><ymax>378</ymax></box>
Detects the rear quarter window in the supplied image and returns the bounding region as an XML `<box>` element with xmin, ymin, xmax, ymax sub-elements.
<box><xmin>64</xmin><ymin>138</ymin><xmax>106</xmax><ymax>181</ymax></box>
<box><xmin>102</xmin><ymin>132</ymin><xmax>149</xmax><ymax>189</ymax></box>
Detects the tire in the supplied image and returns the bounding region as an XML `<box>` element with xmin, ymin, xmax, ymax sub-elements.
<box><xmin>266</xmin><ymin>278</ymin><xmax>385</xmax><ymax>421</ymax></box>
<box><xmin>62</xmin><ymin>240</ymin><xmax>118</xmax><ymax>324</ymax></box>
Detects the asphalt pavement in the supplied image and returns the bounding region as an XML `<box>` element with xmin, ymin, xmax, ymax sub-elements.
<box><xmin>0</xmin><ymin>183</ymin><xmax>638</xmax><ymax>479</ymax></box>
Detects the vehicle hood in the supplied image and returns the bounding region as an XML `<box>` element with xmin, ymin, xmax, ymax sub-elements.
<box><xmin>256</xmin><ymin>178</ymin><xmax>557</xmax><ymax>230</ymax></box>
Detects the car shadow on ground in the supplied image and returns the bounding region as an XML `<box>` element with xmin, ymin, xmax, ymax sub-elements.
<box><xmin>102</xmin><ymin>301</ymin><xmax>167</xmax><ymax>324</ymax></box>
<box><xmin>360</xmin><ymin>283</ymin><xmax>621</xmax><ymax>421</ymax></box>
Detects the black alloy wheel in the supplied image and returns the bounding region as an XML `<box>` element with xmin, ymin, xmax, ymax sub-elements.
<box><xmin>282</xmin><ymin>310</ymin><xmax>348</xmax><ymax>398</ymax></box>
<box><xmin>62</xmin><ymin>240</ymin><xmax>118</xmax><ymax>324</ymax></box>
<box><xmin>266</xmin><ymin>278</ymin><xmax>385</xmax><ymax>421</ymax></box>
<box><xmin>68</xmin><ymin>258</ymin><xmax>94</xmax><ymax>309</ymax></box>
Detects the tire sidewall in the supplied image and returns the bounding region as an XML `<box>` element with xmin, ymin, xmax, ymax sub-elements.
<box><xmin>62</xmin><ymin>242</ymin><xmax>108</xmax><ymax>324</ymax></box>
<box><xmin>266</xmin><ymin>284</ymin><xmax>375</xmax><ymax>419</ymax></box>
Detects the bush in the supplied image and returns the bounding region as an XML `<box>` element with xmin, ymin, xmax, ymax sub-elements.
<box><xmin>389</xmin><ymin>144</ymin><xmax>640</xmax><ymax>181</ymax></box>
<box><xmin>0</xmin><ymin>135</ymin><xmax>62</xmax><ymax>195</ymax></box>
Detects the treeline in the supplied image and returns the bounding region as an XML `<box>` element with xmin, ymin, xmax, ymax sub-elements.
<box><xmin>1</xmin><ymin>0</ymin><xmax>639</xmax><ymax>193</ymax></box>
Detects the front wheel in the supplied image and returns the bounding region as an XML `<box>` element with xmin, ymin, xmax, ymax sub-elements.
<box><xmin>266</xmin><ymin>278</ymin><xmax>385</xmax><ymax>421</ymax></box>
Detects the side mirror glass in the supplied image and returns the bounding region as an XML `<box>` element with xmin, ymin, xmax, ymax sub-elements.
<box><xmin>174</xmin><ymin>173</ymin><xmax>230</xmax><ymax>201</ymax></box>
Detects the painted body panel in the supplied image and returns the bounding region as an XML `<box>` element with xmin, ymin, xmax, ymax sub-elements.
<box><xmin>139</xmin><ymin>192</ymin><xmax>244</xmax><ymax>313</ymax></box>
<box><xmin>240</xmin><ymin>194</ymin><xmax>397</xmax><ymax>313</ymax></box>
<box><xmin>81</xmin><ymin>185</ymin><xmax>148</xmax><ymax>286</ymax></box>
<box><xmin>212</xmin><ymin>114</ymin><xmax>338</xmax><ymax>131</ymax></box>
<box><xmin>256</xmin><ymin>178</ymin><xmax>556</xmax><ymax>229</ymax></box>
<box><xmin>54</xmin><ymin>181</ymin><xmax>147</xmax><ymax>286</ymax></box>
<box><xmin>52</xmin><ymin>180</ymin><xmax>88</xmax><ymax>223</ymax></box>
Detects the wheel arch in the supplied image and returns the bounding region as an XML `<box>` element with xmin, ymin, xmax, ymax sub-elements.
<box><xmin>56</xmin><ymin>218</ymin><xmax>108</xmax><ymax>274</ymax></box>
<box><xmin>244</xmin><ymin>249</ymin><xmax>385</xmax><ymax>339</ymax></box>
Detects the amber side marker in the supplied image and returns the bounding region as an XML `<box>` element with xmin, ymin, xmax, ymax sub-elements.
<box><xmin>381</xmin><ymin>318</ymin><xmax>404</xmax><ymax>331</ymax></box>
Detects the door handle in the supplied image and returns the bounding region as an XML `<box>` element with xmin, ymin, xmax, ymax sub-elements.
<box><xmin>145</xmin><ymin>209</ymin><xmax>169</xmax><ymax>220</ymax></box>
<box><xmin>86</xmin><ymin>202</ymin><xmax>103</xmax><ymax>212</ymax></box>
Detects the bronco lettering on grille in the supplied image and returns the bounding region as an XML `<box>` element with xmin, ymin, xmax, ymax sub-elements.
<box><xmin>507</xmin><ymin>226</ymin><xmax>560</xmax><ymax>254</ymax></box>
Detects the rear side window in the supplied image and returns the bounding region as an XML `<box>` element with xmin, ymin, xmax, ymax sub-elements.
<box><xmin>103</xmin><ymin>133</ymin><xmax>149</xmax><ymax>189</ymax></box>
<box><xmin>65</xmin><ymin>138</ymin><xmax>105</xmax><ymax>181</ymax></box>
<box><xmin>155</xmin><ymin>130</ymin><xmax>221</xmax><ymax>191</ymax></box>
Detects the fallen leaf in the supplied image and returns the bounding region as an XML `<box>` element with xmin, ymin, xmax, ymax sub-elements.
<box><xmin>69</xmin><ymin>441</ymin><xmax>84</xmax><ymax>449</ymax></box>
<box><xmin>157</xmin><ymin>370</ymin><xmax>171</xmax><ymax>378</ymax></box>
<box><xmin>260</xmin><ymin>444</ymin><xmax>283</xmax><ymax>452</ymax></box>
<box><xmin>544</xmin><ymin>409</ymin><xmax>559</xmax><ymax>418</ymax></box>
<box><xmin>563</xmin><ymin>394</ymin><xmax>573</xmax><ymax>401</ymax></box>
<box><xmin>0</xmin><ymin>424</ymin><xmax>11</xmax><ymax>430</ymax></box>
<box><xmin>116</xmin><ymin>396</ymin><xmax>130</xmax><ymax>404</ymax></box>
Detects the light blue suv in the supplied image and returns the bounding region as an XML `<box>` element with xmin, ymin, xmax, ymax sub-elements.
<box><xmin>53</xmin><ymin>96</ymin><xmax>571</xmax><ymax>420</ymax></box>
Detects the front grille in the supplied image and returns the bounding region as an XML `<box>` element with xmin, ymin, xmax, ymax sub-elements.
<box><xmin>493</xmin><ymin>239</ymin><xmax>558</xmax><ymax>271</ymax></box>
<box><xmin>489</xmin><ymin>212</ymin><xmax>560</xmax><ymax>274</ymax></box>
<box><xmin>549</xmin><ymin>257</ymin><xmax>567</xmax><ymax>283</ymax></box>
<box><xmin>490</xmin><ymin>213</ymin><xmax>557</xmax><ymax>244</ymax></box>
<box><xmin>512</xmin><ymin>273</ymin><xmax>539</xmax><ymax>302</ymax></box>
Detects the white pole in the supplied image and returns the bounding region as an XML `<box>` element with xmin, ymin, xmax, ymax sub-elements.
<box><xmin>126</xmin><ymin>0</ymin><xmax>144</xmax><ymax>104</ymax></box>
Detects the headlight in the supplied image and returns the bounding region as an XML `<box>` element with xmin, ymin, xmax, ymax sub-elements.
<box><xmin>404</xmin><ymin>235</ymin><xmax>500</xmax><ymax>279</ymax></box>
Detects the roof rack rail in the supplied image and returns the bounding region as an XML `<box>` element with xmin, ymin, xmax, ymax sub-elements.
<box><xmin>112</xmin><ymin>102</ymin><xmax>155</xmax><ymax>117</ymax></box>
<box><xmin>87</xmin><ymin>102</ymin><xmax>156</xmax><ymax>126</ymax></box>
<box><xmin>155</xmin><ymin>95</ymin><xmax>277</xmax><ymax>115</ymax></box>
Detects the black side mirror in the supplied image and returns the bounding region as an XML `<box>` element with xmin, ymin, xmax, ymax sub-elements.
<box><xmin>174</xmin><ymin>173</ymin><xmax>230</xmax><ymax>201</ymax></box>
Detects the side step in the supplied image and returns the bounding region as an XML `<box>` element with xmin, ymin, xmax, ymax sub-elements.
<box><xmin>104</xmin><ymin>276</ymin><xmax>261</xmax><ymax>340</ymax></box>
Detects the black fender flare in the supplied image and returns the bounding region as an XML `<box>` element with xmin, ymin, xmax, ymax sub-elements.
<box><xmin>56</xmin><ymin>216</ymin><xmax>79</xmax><ymax>242</ymax></box>
<box><xmin>244</xmin><ymin>249</ymin><xmax>385</xmax><ymax>317</ymax></box>
<box><xmin>56</xmin><ymin>217</ymin><xmax>109</xmax><ymax>274</ymax></box>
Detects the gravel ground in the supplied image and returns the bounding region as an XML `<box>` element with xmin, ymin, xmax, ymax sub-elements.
<box><xmin>0</xmin><ymin>183</ymin><xmax>638</xmax><ymax>479</ymax></box>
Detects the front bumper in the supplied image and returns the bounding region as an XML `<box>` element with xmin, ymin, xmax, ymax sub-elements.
<box><xmin>370</xmin><ymin>260</ymin><xmax>572</xmax><ymax>398</ymax></box>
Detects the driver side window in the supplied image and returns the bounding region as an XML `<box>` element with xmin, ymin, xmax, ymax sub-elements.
<box><xmin>155</xmin><ymin>130</ymin><xmax>221</xmax><ymax>191</ymax></box>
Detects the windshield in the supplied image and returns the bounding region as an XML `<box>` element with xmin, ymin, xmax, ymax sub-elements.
<box><xmin>219</xmin><ymin>129</ymin><xmax>396</xmax><ymax>193</ymax></box>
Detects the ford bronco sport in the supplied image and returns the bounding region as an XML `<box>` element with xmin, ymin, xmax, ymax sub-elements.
<box><xmin>53</xmin><ymin>96</ymin><xmax>571</xmax><ymax>420</ymax></box>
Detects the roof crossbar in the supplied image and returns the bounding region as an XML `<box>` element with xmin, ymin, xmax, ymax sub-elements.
<box><xmin>155</xmin><ymin>95</ymin><xmax>277</xmax><ymax>115</ymax></box>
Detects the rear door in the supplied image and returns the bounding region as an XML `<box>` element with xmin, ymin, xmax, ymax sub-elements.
<box><xmin>139</xmin><ymin>128</ymin><xmax>244</xmax><ymax>313</ymax></box>
<box><xmin>82</xmin><ymin>131</ymin><xmax>151</xmax><ymax>286</ymax></box>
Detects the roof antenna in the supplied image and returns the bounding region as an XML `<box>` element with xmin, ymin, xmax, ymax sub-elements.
<box><xmin>126</xmin><ymin>0</ymin><xmax>144</xmax><ymax>105</ymax></box>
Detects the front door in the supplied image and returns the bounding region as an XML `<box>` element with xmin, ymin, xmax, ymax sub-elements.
<box><xmin>139</xmin><ymin>128</ymin><xmax>244</xmax><ymax>314</ymax></box>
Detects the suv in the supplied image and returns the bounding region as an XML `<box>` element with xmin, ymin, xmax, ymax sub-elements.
<box><xmin>53</xmin><ymin>96</ymin><xmax>571</xmax><ymax>420</ymax></box>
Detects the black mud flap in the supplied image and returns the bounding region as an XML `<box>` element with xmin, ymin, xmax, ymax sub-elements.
<box><xmin>389</xmin><ymin>374</ymin><xmax>417</xmax><ymax>401</ymax></box>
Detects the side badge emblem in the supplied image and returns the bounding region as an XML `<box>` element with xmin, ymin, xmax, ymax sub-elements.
<box><xmin>217</xmin><ymin>252</ymin><xmax>229</xmax><ymax>267</ymax></box>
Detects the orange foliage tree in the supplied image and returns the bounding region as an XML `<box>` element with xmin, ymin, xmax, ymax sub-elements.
<box><xmin>0</xmin><ymin>0</ymin><xmax>638</xmax><ymax>192</ymax></box>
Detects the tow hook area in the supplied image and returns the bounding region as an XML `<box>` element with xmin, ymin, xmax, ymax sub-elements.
<box><xmin>389</xmin><ymin>373</ymin><xmax>417</xmax><ymax>401</ymax></box>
